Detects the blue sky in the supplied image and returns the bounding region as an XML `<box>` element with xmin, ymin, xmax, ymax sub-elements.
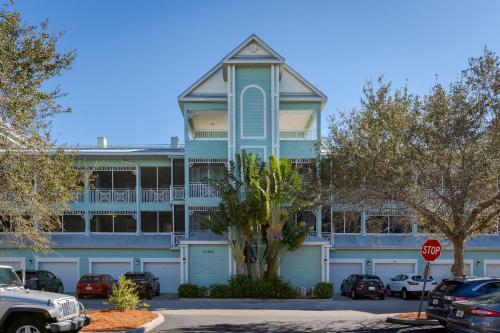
<box><xmin>13</xmin><ymin>0</ymin><xmax>500</xmax><ymax>145</ymax></box>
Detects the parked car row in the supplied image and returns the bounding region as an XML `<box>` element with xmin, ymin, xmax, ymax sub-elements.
<box><xmin>15</xmin><ymin>269</ymin><xmax>162</xmax><ymax>300</ymax></box>
<box><xmin>426</xmin><ymin>276</ymin><xmax>500</xmax><ymax>331</ymax></box>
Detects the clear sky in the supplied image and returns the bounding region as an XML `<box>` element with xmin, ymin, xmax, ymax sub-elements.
<box><xmin>13</xmin><ymin>0</ymin><xmax>500</xmax><ymax>146</ymax></box>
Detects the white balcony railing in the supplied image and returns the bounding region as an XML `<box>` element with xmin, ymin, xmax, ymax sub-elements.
<box><xmin>189</xmin><ymin>182</ymin><xmax>219</xmax><ymax>198</ymax></box>
<box><xmin>191</xmin><ymin>129</ymin><xmax>228</xmax><ymax>140</ymax></box>
<box><xmin>90</xmin><ymin>189</ymin><xmax>136</xmax><ymax>203</ymax></box>
<box><xmin>171</xmin><ymin>185</ymin><xmax>185</xmax><ymax>200</ymax></box>
<box><xmin>141</xmin><ymin>188</ymin><xmax>171</xmax><ymax>203</ymax></box>
<box><xmin>279</xmin><ymin>129</ymin><xmax>317</xmax><ymax>140</ymax></box>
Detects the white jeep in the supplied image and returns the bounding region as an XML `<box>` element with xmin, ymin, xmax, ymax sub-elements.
<box><xmin>0</xmin><ymin>265</ymin><xmax>90</xmax><ymax>333</ymax></box>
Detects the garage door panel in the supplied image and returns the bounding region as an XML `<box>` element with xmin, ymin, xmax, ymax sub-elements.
<box><xmin>485</xmin><ymin>263</ymin><xmax>500</xmax><ymax>277</ymax></box>
<box><xmin>374</xmin><ymin>262</ymin><xmax>416</xmax><ymax>286</ymax></box>
<box><xmin>92</xmin><ymin>261</ymin><xmax>131</xmax><ymax>279</ymax></box>
<box><xmin>330</xmin><ymin>262</ymin><xmax>363</xmax><ymax>293</ymax></box>
<box><xmin>0</xmin><ymin>260</ymin><xmax>23</xmax><ymax>271</ymax></box>
<box><xmin>430</xmin><ymin>263</ymin><xmax>472</xmax><ymax>284</ymax></box>
<box><xmin>38</xmin><ymin>261</ymin><xmax>79</xmax><ymax>292</ymax></box>
<box><xmin>143</xmin><ymin>262</ymin><xmax>180</xmax><ymax>293</ymax></box>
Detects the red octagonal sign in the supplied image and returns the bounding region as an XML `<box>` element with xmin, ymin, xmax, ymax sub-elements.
<box><xmin>421</xmin><ymin>239</ymin><xmax>442</xmax><ymax>262</ymax></box>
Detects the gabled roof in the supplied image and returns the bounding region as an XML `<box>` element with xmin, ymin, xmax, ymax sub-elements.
<box><xmin>222</xmin><ymin>33</ymin><xmax>285</xmax><ymax>64</ymax></box>
<box><xmin>178</xmin><ymin>34</ymin><xmax>327</xmax><ymax>105</ymax></box>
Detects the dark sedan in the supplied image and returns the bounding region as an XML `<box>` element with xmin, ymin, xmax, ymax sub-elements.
<box><xmin>340</xmin><ymin>274</ymin><xmax>385</xmax><ymax>300</ymax></box>
<box><xmin>447</xmin><ymin>292</ymin><xmax>500</xmax><ymax>333</ymax></box>
<box><xmin>124</xmin><ymin>271</ymin><xmax>160</xmax><ymax>299</ymax></box>
<box><xmin>427</xmin><ymin>277</ymin><xmax>500</xmax><ymax>326</ymax></box>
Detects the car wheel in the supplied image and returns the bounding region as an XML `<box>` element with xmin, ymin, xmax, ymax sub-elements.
<box><xmin>379</xmin><ymin>294</ymin><xmax>385</xmax><ymax>300</ymax></box>
<box><xmin>402</xmin><ymin>289</ymin><xmax>408</xmax><ymax>300</ymax></box>
<box><xmin>146</xmin><ymin>288</ymin><xmax>153</xmax><ymax>300</ymax></box>
<box><xmin>351</xmin><ymin>289</ymin><xmax>357</xmax><ymax>300</ymax></box>
<box><xmin>155</xmin><ymin>286</ymin><xmax>160</xmax><ymax>296</ymax></box>
<box><xmin>7</xmin><ymin>316</ymin><xmax>49</xmax><ymax>333</ymax></box>
<box><xmin>438</xmin><ymin>319</ymin><xmax>447</xmax><ymax>327</ymax></box>
<box><xmin>57</xmin><ymin>285</ymin><xmax>64</xmax><ymax>294</ymax></box>
<box><xmin>385</xmin><ymin>286</ymin><xmax>392</xmax><ymax>297</ymax></box>
<box><xmin>40</xmin><ymin>286</ymin><xmax>45</xmax><ymax>292</ymax></box>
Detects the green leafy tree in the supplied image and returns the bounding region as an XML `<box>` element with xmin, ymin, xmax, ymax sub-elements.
<box><xmin>206</xmin><ymin>152</ymin><xmax>314</xmax><ymax>280</ymax></box>
<box><xmin>323</xmin><ymin>49</ymin><xmax>499</xmax><ymax>277</ymax></box>
<box><xmin>0</xmin><ymin>4</ymin><xmax>82</xmax><ymax>250</ymax></box>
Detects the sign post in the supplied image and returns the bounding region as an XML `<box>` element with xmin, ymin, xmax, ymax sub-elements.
<box><xmin>418</xmin><ymin>239</ymin><xmax>442</xmax><ymax>318</ymax></box>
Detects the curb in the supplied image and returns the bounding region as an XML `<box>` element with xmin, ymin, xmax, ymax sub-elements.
<box><xmin>178</xmin><ymin>298</ymin><xmax>334</xmax><ymax>301</ymax></box>
<box><xmin>386</xmin><ymin>316</ymin><xmax>441</xmax><ymax>326</ymax></box>
<box><xmin>85</xmin><ymin>312</ymin><xmax>165</xmax><ymax>333</ymax></box>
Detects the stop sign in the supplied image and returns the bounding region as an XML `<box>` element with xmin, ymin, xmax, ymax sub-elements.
<box><xmin>421</xmin><ymin>239</ymin><xmax>442</xmax><ymax>262</ymax></box>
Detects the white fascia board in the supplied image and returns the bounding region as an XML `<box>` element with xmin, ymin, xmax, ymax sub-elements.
<box><xmin>222</xmin><ymin>34</ymin><xmax>285</xmax><ymax>63</ymax></box>
<box><xmin>283</xmin><ymin>64</ymin><xmax>327</xmax><ymax>102</ymax></box>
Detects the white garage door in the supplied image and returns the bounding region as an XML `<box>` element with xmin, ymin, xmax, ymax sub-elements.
<box><xmin>485</xmin><ymin>263</ymin><xmax>500</xmax><ymax>277</ymax></box>
<box><xmin>38</xmin><ymin>261</ymin><xmax>79</xmax><ymax>292</ymax></box>
<box><xmin>0</xmin><ymin>259</ymin><xmax>23</xmax><ymax>271</ymax></box>
<box><xmin>430</xmin><ymin>263</ymin><xmax>472</xmax><ymax>284</ymax></box>
<box><xmin>373</xmin><ymin>262</ymin><xmax>416</xmax><ymax>286</ymax></box>
<box><xmin>143</xmin><ymin>261</ymin><xmax>180</xmax><ymax>293</ymax></box>
<box><xmin>330</xmin><ymin>262</ymin><xmax>363</xmax><ymax>293</ymax></box>
<box><xmin>91</xmin><ymin>261</ymin><xmax>132</xmax><ymax>279</ymax></box>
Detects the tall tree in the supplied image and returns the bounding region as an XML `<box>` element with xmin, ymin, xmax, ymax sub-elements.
<box><xmin>0</xmin><ymin>4</ymin><xmax>82</xmax><ymax>250</ymax></box>
<box><xmin>323</xmin><ymin>49</ymin><xmax>499</xmax><ymax>277</ymax></box>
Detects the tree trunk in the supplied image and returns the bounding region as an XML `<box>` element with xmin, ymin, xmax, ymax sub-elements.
<box><xmin>451</xmin><ymin>238</ymin><xmax>465</xmax><ymax>277</ymax></box>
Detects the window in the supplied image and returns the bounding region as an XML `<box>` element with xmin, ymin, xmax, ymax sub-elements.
<box><xmin>92</xmin><ymin>170</ymin><xmax>136</xmax><ymax>189</ymax></box>
<box><xmin>141</xmin><ymin>167</ymin><xmax>171</xmax><ymax>189</ymax></box>
<box><xmin>366</xmin><ymin>216</ymin><xmax>389</xmax><ymax>233</ymax></box>
<box><xmin>189</xmin><ymin>163</ymin><xmax>226</xmax><ymax>182</ymax></box>
<box><xmin>140</xmin><ymin>211</ymin><xmax>172</xmax><ymax>233</ymax></box>
<box><xmin>189</xmin><ymin>211</ymin><xmax>210</xmax><ymax>231</ymax></box>
<box><xmin>173</xmin><ymin>160</ymin><xmax>184</xmax><ymax>186</ymax></box>
<box><xmin>332</xmin><ymin>212</ymin><xmax>361</xmax><ymax>233</ymax></box>
<box><xmin>174</xmin><ymin>205</ymin><xmax>185</xmax><ymax>232</ymax></box>
<box><xmin>389</xmin><ymin>216</ymin><xmax>412</xmax><ymax>233</ymax></box>
<box><xmin>476</xmin><ymin>282</ymin><xmax>500</xmax><ymax>295</ymax></box>
<box><xmin>366</xmin><ymin>215</ymin><xmax>412</xmax><ymax>233</ymax></box>
<box><xmin>90</xmin><ymin>214</ymin><xmax>136</xmax><ymax>233</ymax></box>
<box><xmin>62</xmin><ymin>215</ymin><xmax>85</xmax><ymax>232</ymax></box>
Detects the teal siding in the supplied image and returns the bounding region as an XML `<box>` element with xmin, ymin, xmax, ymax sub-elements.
<box><xmin>188</xmin><ymin>244</ymin><xmax>229</xmax><ymax>286</ymax></box>
<box><xmin>280</xmin><ymin>246</ymin><xmax>322</xmax><ymax>288</ymax></box>
<box><xmin>280</xmin><ymin>141</ymin><xmax>316</xmax><ymax>158</ymax></box>
<box><xmin>0</xmin><ymin>248</ymin><xmax>180</xmax><ymax>275</ymax></box>
<box><xmin>236</xmin><ymin>67</ymin><xmax>272</xmax><ymax>156</ymax></box>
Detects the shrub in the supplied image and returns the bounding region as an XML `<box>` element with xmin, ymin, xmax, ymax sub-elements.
<box><xmin>227</xmin><ymin>275</ymin><xmax>296</xmax><ymax>299</ymax></box>
<box><xmin>266</xmin><ymin>277</ymin><xmax>297</xmax><ymax>299</ymax></box>
<box><xmin>210</xmin><ymin>284</ymin><xmax>232</xmax><ymax>298</ymax></box>
<box><xmin>107</xmin><ymin>276</ymin><xmax>140</xmax><ymax>310</ymax></box>
<box><xmin>178</xmin><ymin>283</ymin><xmax>202</xmax><ymax>298</ymax></box>
<box><xmin>313</xmin><ymin>282</ymin><xmax>333</xmax><ymax>299</ymax></box>
<box><xmin>227</xmin><ymin>274</ymin><xmax>254</xmax><ymax>297</ymax></box>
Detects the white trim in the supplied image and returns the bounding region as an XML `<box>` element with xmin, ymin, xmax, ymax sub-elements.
<box><xmin>140</xmin><ymin>258</ymin><xmax>181</xmax><ymax>273</ymax></box>
<box><xmin>484</xmin><ymin>259</ymin><xmax>500</xmax><ymax>276</ymax></box>
<box><xmin>329</xmin><ymin>259</ymin><xmax>365</xmax><ymax>274</ymax></box>
<box><xmin>228</xmin><ymin>244</ymin><xmax>233</xmax><ymax>276</ymax></box>
<box><xmin>88</xmin><ymin>257</ymin><xmax>133</xmax><ymax>274</ymax></box>
<box><xmin>271</xmin><ymin>66</ymin><xmax>275</xmax><ymax>156</ymax></box>
<box><xmin>240</xmin><ymin>145</ymin><xmax>267</xmax><ymax>160</ymax></box>
<box><xmin>222</xmin><ymin>34</ymin><xmax>285</xmax><ymax>63</ymax></box>
<box><xmin>0</xmin><ymin>257</ymin><xmax>26</xmax><ymax>270</ymax></box>
<box><xmin>180</xmin><ymin>245</ymin><xmax>185</xmax><ymax>284</ymax></box>
<box><xmin>372</xmin><ymin>259</ymin><xmax>418</xmax><ymax>275</ymax></box>
<box><xmin>431</xmin><ymin>259</ymin><xmax>474</xmax><ymax>265</ymax></box>
<box><xmin>240</xmin><ymin>84</ymin><xmax>266</xmax><ymax>140</ymax></box>
<box><xmin>180</xmin><ymin>240</ymin><xmax>228</xmax><ymax>245</ymax></box>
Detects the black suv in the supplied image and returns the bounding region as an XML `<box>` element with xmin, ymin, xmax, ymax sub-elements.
<box><xmin>340</xmin><ymin>274</ymin><xmax>385</xmax><ymax>300</ymax></box>
<box><xmin>16</xmin><ymin>270</ymin><xmax>65</xmax><ymax>293</ymax></box>
<box><xmin>427</xmin><ymin>277</ymin><xmax>500</xmax><ymax>326</ymax></box>
<box><xmin>123</xmin><ymin>272</ymin><xmax>160</xmax><ymax>299</ymax></box>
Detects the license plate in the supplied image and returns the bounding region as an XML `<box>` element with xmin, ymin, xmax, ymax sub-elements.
<box><xmin>456</xmin><ymin>310</ymin><xmax>464</xmax><ymax>318</ymax></box>
<box><xmin>369</xmin><ymin>286</ymin><xmax>375</xmax><ymax>290</ymax></box>
<box><xmin>433</xmin><ymin>298</ymin><xmax>439</xmax><ymax>305</ymax></box>
<box><xmin>85</xmin><ymin>286</ymin><xmax>92</xmax><ymax>290</ymax></box>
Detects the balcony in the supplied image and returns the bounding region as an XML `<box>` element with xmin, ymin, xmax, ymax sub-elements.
<box><xmin>279</xmin><ymin>129</ymin><xmax>317</xmax><ymax>140</ymax></box>
<box><xmin>90</xmin><ymin>189</ymin><xmax>136</xmax><ymax>203</ymax></box>
<box><xmin>141</xmin><ymin>186</ymin><xmax>185</xmax><ymax>202</ymax></box>
<box><xmin>191</xmin><ymin>129</ymin><xmax>228</xmax><ymax>140</ymax></box>
<box><xmin>189</xmin><ymin>182</ymin><xmax>219</xmax><ymax>198</ymax></box>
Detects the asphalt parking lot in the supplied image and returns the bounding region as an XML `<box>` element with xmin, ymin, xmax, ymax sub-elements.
<box><xmin>80</xmin><ymin>295</ymin><xmax>439</xmax><ymax>333</ymax></box>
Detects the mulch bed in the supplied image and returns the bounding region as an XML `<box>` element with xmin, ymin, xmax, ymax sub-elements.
<box><xmin>394</xmin><ymin>312</ymin><xmax>429</xmax><ymax>320</ymax></box>
<box><xmin>82</xmin><ymin>310</ymin><xmax>158</xmax><ymax>332</ymax></box>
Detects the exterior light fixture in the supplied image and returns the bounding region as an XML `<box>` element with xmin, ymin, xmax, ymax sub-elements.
<box><xmin>28</xmin><ymin>259</ymin><xmax>33</xmax><ymax>265</ymax></box>
<box><xmin>366</xmin><ymin>260</ymin><xmax>372</xmax><ymax>266</ymax></box>
<box><xmin>135</xmin><ymin>259</ymin><xmax>140</xmax><ymax>265</ymax></box>
<box><xmin>182</xmin><ymin>257</ymin><xmax>186</xmax><ymax>263</ymax></box>
<box><xmin>323</xmin><ymin>258</ymin><xmax>328</xmax><ymax>265</ymax></box>
<box><xmin>476</xmin><ymin>260</ymin><xmax>481</xmax><ymax>266</ymax></box>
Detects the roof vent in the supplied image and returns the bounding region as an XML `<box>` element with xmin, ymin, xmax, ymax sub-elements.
<box><xmin>96</xmin><ymin>136</ymin><xmax>108</xmax><ymax>148</ymax></box>
<box><xmin>170</xmin><ymin>136</ymin><xmax>179</xmax><ymax>148</ymax></box>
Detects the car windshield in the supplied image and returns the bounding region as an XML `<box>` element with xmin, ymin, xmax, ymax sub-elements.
<box><xmin>359</xmin><ymin>275</ymin><xmax>381</xmax><ymax>281</ymax></box>
<box><xmin>125</xmin><ymin>274</ymin><xmax>146</xmax><ymax>281</ymax></box>
<box><xmin>0</xmin><ymin>267</ymin><xmax>23</xmax><ymax>287</ymax></box>
<box><xmin>412</xmin><ymin>275</ymin><xmax>434</xmax><ymax>282</ymax></box>
<box><xmin>435</xmin><ymin>280</ymin><xmax>465</xmax><ymax>293</ymax></box>
<box><xmin>80</xmin><ymin>276</ymin><xmax>102</xmax><ymax>282</ymax></box>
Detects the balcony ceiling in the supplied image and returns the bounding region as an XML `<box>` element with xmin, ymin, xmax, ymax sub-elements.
<box><xmin>191</xmin><ymin>113</ymin><xmax>228</xmax><ymax>130</ymax></box>
<box><xmin>280</xmin><ymin>110</ymin><xmax>315</xmax><ymax>130</ymax></box>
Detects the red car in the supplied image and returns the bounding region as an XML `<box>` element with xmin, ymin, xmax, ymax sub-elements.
<box><xmin>77</xmin><ymin>274</ymin><xmax>116</xmax><ymax>298</ymax></box>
